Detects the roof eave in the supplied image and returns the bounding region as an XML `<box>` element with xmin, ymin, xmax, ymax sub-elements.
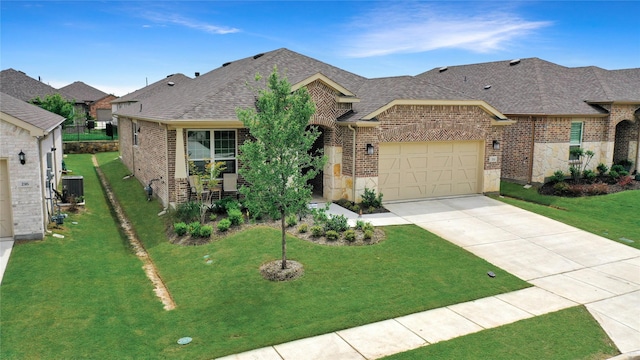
<box><xmin>115</xmin><ymin>114</ymin><xmax>244</xmax><ymax>129</ymax></box>
<box><xmin>362</xmin><ymin>99</ymin><xmax>511</xmax><ymax>123</ymax></box>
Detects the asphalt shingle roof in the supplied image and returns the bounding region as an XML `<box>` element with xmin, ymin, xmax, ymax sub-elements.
<box><xmin>58</xmin><ymin>81</ymin><xmax>109</xmax><ymax>102</ymax></box>
<box><xmin>0</xmin><ymin>68</ymin><xmax>73</xmax><ymax>102</ymax></box>
<box><xmin>418</xmin><ymin>58</ymin><xmax>640</xmax><ymax>115</ymax></box>
<box><xmin>112</xmin><ymin>73</ymin><xmax>193</xmax><ymax>104</ymax></box>
<box><xmin>1</xmin><ymin>91</ymin><xmax>66</xmax><ymax>132</ymax></box>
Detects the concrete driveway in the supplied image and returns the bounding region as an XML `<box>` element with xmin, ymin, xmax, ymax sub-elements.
<box><xmin>219</xmin><ymin>195</ymin><xmax>640</xmax><ymax>359</ymax></box>
<box><xmin>384</xmin><ymin>195</ymin><xmax>640</xmax><ymax>354</ymax></box>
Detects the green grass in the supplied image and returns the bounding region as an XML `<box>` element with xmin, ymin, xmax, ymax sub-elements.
<box><xmin>0</xmin><ymin>155</ymin><xmax>624</xmax><ymax>359</ymax></box>
<box><xmin>382</xmin><ymin>306</ymin><xmax>618</xmax><ymax>360</ymax></box>
<box><xmin>494</xmin><ymin>181</ymin><xmax>640</xmax><ymax>250</ymax></box>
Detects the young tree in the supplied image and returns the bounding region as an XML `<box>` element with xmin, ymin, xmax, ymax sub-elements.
<box><xmin>237</xmin><ymin>67</ymin><xmax>325</xmax><ymax>269</ymax></box>
<box><xmin>31</xmin><ymin>93</ymin><xmax>77</xmax><ymax>126</ymax></box>
<box><xmin>189</xmin><ymin>160</ymin><xmax>225</xmax><ymax>223</ymax></box>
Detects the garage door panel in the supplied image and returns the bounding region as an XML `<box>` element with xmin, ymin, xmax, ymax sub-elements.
<box><xmin>380</xmin><ymin>141</ymin><xmax>482</xmax><ymax>201</ymax></box>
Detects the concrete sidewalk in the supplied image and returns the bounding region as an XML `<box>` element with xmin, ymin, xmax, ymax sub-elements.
<box><xmin>219</xmin><ymin>195</ymin><xmax>640</xmax><ymax>359</ymax></box>
<box><xmin>0</xmin><ymin>237</ymin><xmax>14</xmax><ymax>285</ymax></box>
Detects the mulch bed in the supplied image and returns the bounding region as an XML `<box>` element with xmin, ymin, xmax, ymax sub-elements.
<box><xmin>538</xmin><ymin>177</ymin><xmax>640</xmax><ymax>197</ymax></box>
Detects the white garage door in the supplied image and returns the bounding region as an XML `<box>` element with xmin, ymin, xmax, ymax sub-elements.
<box><xmin>379</xmin><ymin>141</ymin><xmax>483</xmax><ymax>201</ymax></box>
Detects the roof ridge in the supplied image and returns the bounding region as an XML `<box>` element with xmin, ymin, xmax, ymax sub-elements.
<box><xmin>532</xmin><ymin>58</ymin><xmax>551</xmax><ymax>113</ymax></box>
<box><xmin>589</xmin><ymin>67</ymin><xmax>613</xmax><ymax>100</ymax></box>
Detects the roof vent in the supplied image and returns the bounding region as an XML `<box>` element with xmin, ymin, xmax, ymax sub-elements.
<box><xmin>509</xmin><ymin>59</ymin><xmax>521</xmax><ymax>66</ymax></box>
<box><xmin>253</xmin><ymin>53</ymin><xmax>264</xmax><ymax>59</ymax></box>
<box><xmin>167</xmin><ymin>81</ymin><xmax>175</xmax><ymax>86</ymax></box>
<box><xmin>484</xmin><ymin>85</ymin><xmax>492</xmax><ymax>90</ymax></box>
<box><xmin>195</xmin><ymin>72</ymin><xmax>200</xmax><ymax>77</ymax></box>
<box><xmin>439</xmin><ymin>66</ymin><xmax>448</xmax><ymax>72</ymax></box>
<box><xmin>222</xmin><ymin>62</ymin><xmax>232</xmax><ymax>67</ymax></box>
<box><xmin>166</xmin><ymin>74</ymin><xmax>174</xmax><ymax>78</ymax></box>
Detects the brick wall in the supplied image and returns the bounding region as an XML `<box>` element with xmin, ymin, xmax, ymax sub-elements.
<box><xmin>131</xmin><ymin>120</ymin><xmax>169</xmax><ymax>207</ymax></box>
<box><xmin>89</xmin><ymin>95</ymin><xmax>117</xmax><ymax>119</ymax></box>
<box><xmin>0</xmin><ymin>119</ymin><xmax>45</xmax><ymax>240</ymax></box>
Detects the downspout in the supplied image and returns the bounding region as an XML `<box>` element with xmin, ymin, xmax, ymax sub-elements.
<box><xmin>37</xmin><ymin>136</ymin><xmax>48</xmax><ymax>236</ymax></box>
<box><xmin>348</xmin><ymin>125</ymin><xmax>356</xmax><ymax>202</ymax></box>
<box><xmin>527</xmin><ymin>116</ymin><xmax>535</xmax><ymax>184</ymax></box>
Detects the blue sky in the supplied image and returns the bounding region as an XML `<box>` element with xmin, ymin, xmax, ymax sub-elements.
<box><xmin>1</xmin><ymin>1</ymin><xmax>639</xmax><ymax>97</ymax></box>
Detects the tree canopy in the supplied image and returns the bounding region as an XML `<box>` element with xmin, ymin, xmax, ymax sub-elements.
<box><xmin>31</xmin><ymin>93</ymin><xmax>77</xmax><ymax>126</ymax></box>
<box><xmin>237</xmin><ymin>67</ymin><xmax>325</xmax><ymax>269</ymax></box>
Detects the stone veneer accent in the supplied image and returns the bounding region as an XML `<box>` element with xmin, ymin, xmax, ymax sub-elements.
<box><xmin>63</xmin><ymin>141</ymin><xmax>119</xmax><ymax>154</ymax></box>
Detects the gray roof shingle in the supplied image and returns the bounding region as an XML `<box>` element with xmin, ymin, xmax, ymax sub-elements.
<box><xmin>58</xmin><ymin>81</ymin><xmax>109</xmax><ymax>102</ymax></box>
<box><xmin>0</xmin><ymin>68</ymin><xmax>73</xmax><ymax>102</ymax></box>
<box><xmin>1</xmin><ymin>91</ymin><xmax>66</xmax><ymax>132</ymax></box>
<box><xmin>418</xmin><ymin>58</ymin><xmax>639</xmax><ymax>115</ymax></box>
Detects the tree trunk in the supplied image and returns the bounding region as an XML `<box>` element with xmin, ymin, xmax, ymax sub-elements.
<box><xmin>281</xmin><ymin>210</ymin><xmax>287</xmax><ymax>269</ymax></box>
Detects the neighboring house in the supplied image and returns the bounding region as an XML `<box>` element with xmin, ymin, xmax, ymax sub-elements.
<box><xmin>0</xmin><ymin>68</ymin><xmax>73</xmax><ymax>103</ymax></box>
<box><xmin>0</xmin><ymin>92</ymin><xmax>65</xmax><ymax>240</ymax></box>
<box><xmin>115</xmin><ymin>48</ymin><xmax>512</xmax><ymax>207</ymax></box>
<box><xmin>419</xmin><ymin>58</ymin><xmax>640</xmax><ymax>183</ymax></box>
<box><xmin>110</xmin><ymin>73</ymin><xmax>193</xmax><ymax>125</ymax></box>
<box><xmin>59</xmin><ymin>81</ymin><xmax>117</xmax><ymax>125</ymax></box>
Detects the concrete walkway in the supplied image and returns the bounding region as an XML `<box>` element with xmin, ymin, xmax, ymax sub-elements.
<box><xmin>0</xmin><ymin>237</ymin><xmax>14</xmax><ymax>285</ymax></box>
<box><xmin>219</xmin><ymin>195</ymin><xmax>640</xmax><ymax>360</ymax></box>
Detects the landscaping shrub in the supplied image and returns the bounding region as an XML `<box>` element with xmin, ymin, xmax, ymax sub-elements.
<box><xmin>610</xmin><ymin>165</ymin><xmax>628</xmax><ymax>177</ymax></box>
<box><xmin>569</xmin><ymin>165</ymin><xmax>580</xmax><ymax>181</ymax></box>
<box><xmin>596</xmin><ymin>163</ymin><xmax>608</xmax><ymax>176</ymax></box>
<box><xmin>609</xmin><ymin>170</ymin><xmax>619</xmax><ymax>179</ymax></box>
<box><xmin>174</xmin><ymin>222</ymin><xmax>188</xmax><ymax>236</ymax></box>
<box><xmin>324</xmin><ymin>214</ymin><xmax>349</xmax><ymax>232</ymax></box>
<box><xmin>188</xmin><ymin>222</ymin><xmax>202</xmax><ymax>237</ymax></box>
<box><xmin>363</xmin><ymin>229</ymin><xmax>374</xmax><ymax>240</ymax></box>
<box><xmin>209</xmin><ymin>213</ymin><xmax>217</xmax><ymax>222</ymax></box>
<box><xmin>584</xmin><ymin>183</ymin><xmax>608</xmax><ymax>195</ymax></box>
<box><xmin>298</xmin><ymin>223</ymin><xmax>308</xmax><ymax>233</ymax></box>
<box><xmin>176</xmin><ymin>202</ymin><xmax>201</xmax><ymax>223</ymax></box>
<box><xmin>310</xmin><ymin>225</ymin><xmax>323</xmax><ymax>237</ymax></box>
<box><xmin>550</xmin><ymin>170</ymin><xmax>565</xmax><ymax>184</ymax></box>
<box><xmin>213</xmin><ymin>197</ymin><xmax>240</xmax><ymax>214</ymax></box>
<box><xmin>582</xmin><ymin>169</ymin><xmax>597</xmax><ymax>183</ymax></box>
<box><xmin>199</xmin><ymin>225</ymin><xmax>213</xmax><ymax>238</ymax></box>
<box><xmin>363</xmin><ymin>222</ymin><xmax>375</xmax><ymax>232</ymax></box>
<box><xmin>325</xmin><ymin>230</ymin><xmax>339</xmax><ymax>240</ymax></box>
<box><xmin>618</xmin><ymin>175</ymin><xmax>634</xmax><ymax>187</ymax></box>
<box><xmin>286</xmin><ymin>214</ymin><xmax>298</xmax><ymax>227</ymax></box>
<box><xmin>310</xmin><ymin>205</ymin><xmax>329</xmax><ymax>225</ymax></box>
<box><xmin>355</xmin><ymin>219</ymin><xmax>366</xmax><ymax>230</ymax></box>
<box><xmin>217</xmin><ymin>219</ymin><xmax>231</xmax><ymax>232</ymax></box>
<box><xmin>344</xmin><ymin>229</ymin><xmax>356</xmax><ymax>242</ymax></box>
<box><xmin>227</xmin><ymin>208</ymin><xmax>244</xmax><ymax>226</ymax></box>
<box><xmin>553</xmin><ymin>182</ymin><xmax>570</xmax><ymax>195</ymax></box>
<box><xmin>361</xmin><ymin>187</ymin><xmax>383</xmax><ymax>208</ymax></box>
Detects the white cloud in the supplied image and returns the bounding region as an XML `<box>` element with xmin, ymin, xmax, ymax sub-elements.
<box><xmin>345</xmin><ymin>3</ymin><xmax>551</xmax><ymax>57</ymax></box>
<box><xmin>141</xmin><ymin>11</ymin><xmax>239</xmax><ymax>35</ymax></box>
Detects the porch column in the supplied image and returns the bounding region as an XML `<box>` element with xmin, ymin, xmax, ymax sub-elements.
<box><xmin>175</xmin><ymin>127</ymin><xmax>187</xmax><ymax>178</ymax></box>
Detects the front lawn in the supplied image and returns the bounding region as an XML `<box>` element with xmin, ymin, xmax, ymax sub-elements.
<box><xmin>494</xmin><ymin>181</ymin><xmax>640</xmax><ymax>250</ymax></box>
<box><xmin>1</xmin><ymin>155</ymin><xmax>622</xmax><ymax>359</ymax></box>
<box><xmin>383</xmin><ymin>306</ymin><xmax>618</xmax><ymax>360</ymax></box>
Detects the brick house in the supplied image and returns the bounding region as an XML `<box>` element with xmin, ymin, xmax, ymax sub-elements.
<box><xmin>115</xmin><ymin>48</ymin><xmax>512</xmax><ymax>207</ymax></box>
<box><xmin>0</xmin><ymin>92</ymin><xmax>65</xmax><ymax>240</ymax></box>
<box><xmin>59</xmin><ymin>81</ymin><xmax>117</xmax><ymax>124</ymax></box>
<box><xmin>419</xmin><ymin>58</ymin><xmax>640</xmax><ymax>183</ymax></box>
<box><xmin>0</xmin><ymin>68</ymin><xmax>73</xmax><ymax>103</ymax></box>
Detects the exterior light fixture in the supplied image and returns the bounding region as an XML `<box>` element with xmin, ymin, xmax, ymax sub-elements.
<box><xmin>366</xmin><ymin>144</ymin><xmax>374</xmax><ymax>155</ymax></box>
<box><xmin>18</xmin><ymin>150</ymin><xmax>26</xmax><ymax>165</ymax></box>
<box><xmin>492</xmin><ymin>140</ymin><xmax>500</xmax><ymax>150</ymax></box>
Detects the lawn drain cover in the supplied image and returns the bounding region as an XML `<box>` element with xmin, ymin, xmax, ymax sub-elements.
<box><xmin>487</xmin><ymin>271</ymin><xmax>496</xmax><ymax>278</ymax></box>
<box><xmin>177</xmin><ymin>337</ymin><xmax>192</xmax><ymax>345</ymax></box>
<box><xmin>619</xmin><ymin>237</ymin><xmax>634</xmax><ymax>244</ymax></box>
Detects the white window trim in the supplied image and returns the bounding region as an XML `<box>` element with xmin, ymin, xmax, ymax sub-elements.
<box><xmin>186</xmin><ymin>129</ymin><xmax>237</xmax><ymax>177</ymax></box>
<box><xmin>569</xmin><ymin>121</ymin><xmax>583</xmax><ymax>161</ymax></box>
<box><xmin>132</xmin><ymin>121</ymin><xmax>139</xmax><ymax>146</ymax></box>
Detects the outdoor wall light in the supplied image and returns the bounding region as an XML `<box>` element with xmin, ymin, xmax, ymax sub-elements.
<box><xmin>18</xmin><ymin>150</ymin><xmax>26</xmax><ymax>165</ymax></box>
<box><xmin>492</xmin><ymin>140</ymin><xmax>500</xmax><ymax>150</ymax></box>
<box><xmin>366</xmin><ymin>144</ymin><xmax>374</xmax><ymax>155</ymax></box>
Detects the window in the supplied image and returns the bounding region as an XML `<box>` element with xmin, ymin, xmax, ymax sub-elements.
<box><xmin>569</xmin><ymin>122</ymin><xmax>583</xmax><ymax>160</ymax></box>
<box><xmin>187</xmin><ymin>130</ymin><xmax>236</xmax><ymax>176</ymax></box>
<box><xmin>132</xmin><ymin>122</ymin><xmax>139</xmax><ymax>146</ymax></box>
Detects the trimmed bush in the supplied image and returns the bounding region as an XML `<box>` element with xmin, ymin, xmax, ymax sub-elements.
<box><xmin>188</xmin><ymin>222</ymin><xmax>201</xmax><ymax>237</ymax></box>
<box><xmin>553</xmin><ymin>182</ymin><xmax>570</xmax><ymax>195</ymax></box>
<box><xmin>217</xmin><ymin>219</ymin><xmax>231</xmax><ymax>232</ymax></box>
<box><xmin>584</xmin><ymin>183</ymin><xmax>608</xmax><ymax>195</ymax></box>
<box><xmin>324</xmin><ymin>214</ymin><xmax>349</xmax><ymax>232</ymax></box>
<box><xmin>363</xmin><ymin>222</ymin><xmax>375</xmax><ymax>232</ymax></box>
<box><xmin>344</xmin><ymin>229</ymin><xmax>356</xmax><ymax>242</ymax></box>
<box><xmin>310</xmin><ymin>225</ymin><xmax>323</xmax><ymax>237</ymax></box>
<box><xmin>209</xmin><ymin>213</ymin><xmax>218</xmax><ymax>222</ymax></box>
<box><xmin>363</xmin><ymin>229</ymin><xmax>373</xmax><ymax>240</ymax></box>
<box><xmin>227</xmin><ymin>208</ymin><xmax>244</xmax><ymax>226</ymax></box>
<box><xmin>583</xmin><ymin>169</ymin><xmax>597</xmax><ymax>183</ymax></box>
<box><xmin>325</xmin><ymin>230</ymin><xmax>339</xmax><ymax>241</ymax></box>
<box><xmin>286</xmin><ymin>214</ymin><xmax>298</xmax><ymax>227</ymax></box>
<box><xmin>298</xmin><ymin>223</ymin><xmax>308</xmax><ymax>233</ymax></box>
<box><xmin>361</xmin><ymin>187</ymin><xmax>383</xmax><ymax>208</ymax></box>
<box><xmin>355</xmin><ymin>220</ymin><xmax>366</xmax><ymax>230</ymax></box>
<box><xmin>199</xmin><ymin>225</ymin><xmax>213</xmax><ymax>238</ymax></box>
<box><xmin>596</xmin><ymin>163</ymin><xmax>608</xmax><ymax>176</ymax></box>
<box><xmin>174</xmin><ymin>222</ymin><xmax>188</xmax><ymax>236</ymax></box>
<box><xmin>550</xmin><ymin>170</ymin><xmax>565</xmax><ymax>184</ymax></box>
<box><xmin>176</xmin><ymin>202</ymin><xmax>201</xmax><ymax>223</ymax></box>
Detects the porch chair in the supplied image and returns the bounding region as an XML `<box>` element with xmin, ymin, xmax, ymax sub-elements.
<box><xmin>223</xmin><ymin>173</ymin><xmax>239</xmax><ymax>199</ymax></box>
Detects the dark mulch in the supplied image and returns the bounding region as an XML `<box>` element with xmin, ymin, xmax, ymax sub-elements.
<box><xmin>538</xmin><ymin>176</ymin><xmax>640</xmax><ymax>197</ymax></box>
<box><xmin>333</xmin><ymin>198</ymin><xmax>389</xmax><ymax>215</ymax></box>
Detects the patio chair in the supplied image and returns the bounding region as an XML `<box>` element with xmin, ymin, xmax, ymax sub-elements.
<box><xmin>223</xmin><ymin>173</ymin><xmax>239</xmax><ymax>199</ymax></box>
